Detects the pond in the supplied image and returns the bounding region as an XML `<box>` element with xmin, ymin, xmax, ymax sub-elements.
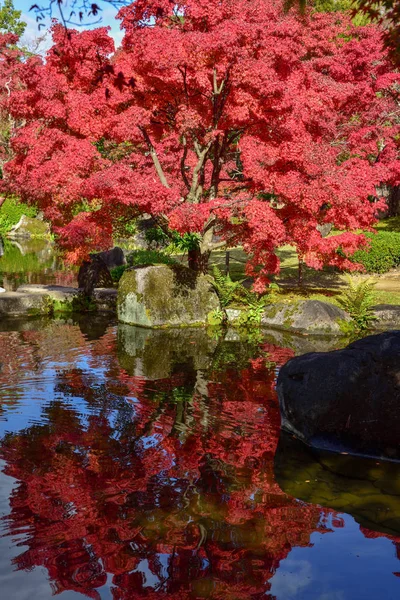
<box><xmin>0</xmin><ymin>238</ymin><xmax>77</xmax><ymax>290</ymax></box>
<box><xmin>0</xmin><ymin>318</ymin><xmax>400</xmax><ymax>599</ymax></box>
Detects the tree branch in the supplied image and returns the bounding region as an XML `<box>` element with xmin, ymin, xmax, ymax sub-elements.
<box><xmin>180</xmin><ymin>135</ymin><xmax>191</xmax><ymax>191</ymax></box>
<box><xmin>187</xmin><ymin>139</ymin><xmax>212</xmax><ymax>203</ymax></box>
<box><xmin>139</xmin><ymin>126</ymin><xmax>170</xmax><ymax>188</ymax></box>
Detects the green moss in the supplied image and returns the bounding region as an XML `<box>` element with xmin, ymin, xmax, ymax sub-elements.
<box><xmin>117</xmin><ymin>269</ymin><xmax>139</xmax><ymax>310</ymax></box>
<box><xmin>282</xmin><ymin>301</ymin><xmax>301</xmax><ymax>330</ymax></box>
<box><xmin>337</xmin><ymin>317</ymin><xmax>356</xmax><ymax>335</ymax></box>
<box><xmin>0</xmin><ymin>197</ymin><xmax>38</xmax><ymax>234</ymax></box>
<box><xmin>263</xmin><ymin>303</ymin><xmax>281</xmax><ymax>320</ymax></box>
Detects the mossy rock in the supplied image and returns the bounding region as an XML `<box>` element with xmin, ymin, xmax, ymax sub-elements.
<box><xmin>261</xmin><ymin>300</ymin><xmax>351</xmax><ymax>335</ymax></box>
<box><xmin>7</xmin><ymin>215</ymin><xmax>51</xmax><ymax>239</ymax></box>
<box><xmin>117</xmin><ymin>264</ymin><xmax>220</xmax><ymax>327</ymax></box>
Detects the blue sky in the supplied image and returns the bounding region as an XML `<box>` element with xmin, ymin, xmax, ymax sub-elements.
<box><xmin>13</xmin><ymin>0</ymin><xmax>125</xmax><ymax>49</ymax></box>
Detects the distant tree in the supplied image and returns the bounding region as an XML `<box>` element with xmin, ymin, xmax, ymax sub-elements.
<box><xmin>0</xmin><ymin>0</ymin><xmax>26</xmax><ymax>37</ymax></box>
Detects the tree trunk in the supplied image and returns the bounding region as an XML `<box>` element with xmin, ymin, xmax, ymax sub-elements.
<box><xmin>188</xmin><ymin>248</ymin><xmax>210</xmax><ymax>273</ymax></box>
<box><xmin>387</xmin><ymin>186</ymin><xmax>400</xmax><ymax>217</ymax></box>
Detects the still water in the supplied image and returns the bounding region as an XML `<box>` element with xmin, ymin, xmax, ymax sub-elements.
<box><xmin>0</xmin><ymin>319</ymin><xmax>400</xmax><ymax>600</ymax></box>
<box><xmin>0</xmin><ymin>239</ymin><xmax>77</xmax><ymax>290</ymax></box>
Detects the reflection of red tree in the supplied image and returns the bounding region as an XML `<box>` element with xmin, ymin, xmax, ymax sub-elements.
<box><xmin>1</xmin><ymin>343</ymin><xmax>329</xmax><ymax>599</ymax></box>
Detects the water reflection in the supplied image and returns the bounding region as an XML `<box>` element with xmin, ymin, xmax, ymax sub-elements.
<box><xmin>0</xmin><ymin>322</ymin><xmax>399</xmax><ymax>599</ymax></box>
<box><xmin>0</xmin><ymin>239</ymin><xmax>76</xmax><ymax>290</ymax></box>
<box><xmin>275</xmin><ymin>432</ymin><xmax>400</xmax><ymax>540</ymax></box>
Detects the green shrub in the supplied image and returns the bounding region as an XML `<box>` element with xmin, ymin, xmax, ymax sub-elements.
<box><xmin>0</xmin><ymin>197</ymin><xmax>38</xmax><ymax>234</ymax></box>
<box><xmin>111</xmin><ymin>250</ymin><xmax>178</xmax><ymax>282</ymax></box>
<box><xmin>351</xmin><ymin>231</ymin><xmax>400</xmax><ymax>273</ymax></box>
<box><xmin>110</xmin><ymin>264</ymin><xmax>127</xmax><ymax>282</ymax></box>
<box><xmin>127</xmin><ymin>249</ymin><xmax>178</xmax><ymax>267</ymax></box>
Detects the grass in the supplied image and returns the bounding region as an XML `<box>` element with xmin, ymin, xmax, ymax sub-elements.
<box><xmin>207</xmin><ymin>218</ymin><xmax>400</xmax><ymax>307</ymax></box>
<box><xmin>374</xmin><ymin>216</ymin><xmax>400</xmax><ymax>232</ymax></box>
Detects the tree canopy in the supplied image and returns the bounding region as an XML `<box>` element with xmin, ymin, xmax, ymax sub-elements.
<box><xmin>2</xmin><ymin>0</ymin><xmax>400</xmax><ymax>286</ymax></box>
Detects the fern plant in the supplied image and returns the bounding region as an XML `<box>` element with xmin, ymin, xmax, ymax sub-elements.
<box><xmin>211</xmin><ymin>265</ymin><xmax>245</xmax><ymax>307</ymax></box>
<box><xmin>337</xmin><ymin>276</ymin><xmax>377</xmax><ymax>331</ymax></box>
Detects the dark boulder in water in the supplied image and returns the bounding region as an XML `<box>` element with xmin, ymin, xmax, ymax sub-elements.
<box><xmin>276</xmin><ymin>331</ymin><xmax>400</xmax><ymax>461</ymax></box>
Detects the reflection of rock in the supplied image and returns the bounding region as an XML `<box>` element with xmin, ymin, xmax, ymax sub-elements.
<box><xmin>118</xmin><ymin>265</ymin><xmax>220</xmax><ymax>327</ymax></box>
<box><xmin>261</xmin><ymin>328</ymin><xmax>350</xmax><ymax>355</ymax></box>
<box><xmin>261</xmin><ymin>300</ymin><xmax>351</xmax><ymax>335</ymax></box>
<box><xmin>118</xmin><ymin>325</ymin><xmax>217</xmax><ymax>379</ymax></box>
<box><xmin>275</xmin><ymin>432</ymin><xmax>400</xmax><ymax>538</ymax></box>
<box><xmin>8</xmin><ymin>215</ymin><xmax>51</xmax><ymax>239</ymax></box>
<box><xmin>277</xmin><ymin>331</ymin><xmax>400</xmax><ymax>460</ymax></box>
<box><xmin>76</xmin><ymin>314</ymin><xmax>116</xmax><ymax>341</ymax></box>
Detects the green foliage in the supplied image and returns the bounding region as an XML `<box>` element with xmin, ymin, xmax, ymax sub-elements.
<box><xmin>207</xmin><ymin>308</ymin><xmax>226</xmax><ymax>325</ymax></box>
<box><xmin>237</xmin><ymin>304</ymin><xmax>265</xmax><ymax>327</ymax></box>
<box><xmin>351</xmin><ymin>231</ymin><xmax>400</xmax><ymax>273</ymax></box>
<box><xmin>211</xmin><ymin>265</ymin><xmax>246</xmax><ymax>307</ymax></box>
<box><xmin>167</xmin><ymin>231</ymin><xmax>202</xmax><ymax>252</ymax></box>
<box><xmin>144</xmin><ymin>225</ymin><xmax>170</xmax><ymax>247</ymax></box>
<box><xmin>94</xmin><ymin>138</ymin><xmax>133</xmax><ymax>161</ymax></box>
<box><xmin>0</xmin><ymin>197</ymin><xmax>38</xmax><ymax>234</ymax></box>
<box><xmin>312</xmin><ymin>0</ymin><xmax>370</xmax><ymax>25</ymax></box>
<box><xmin>375</xmin><ymin>216</ymin><xmax>400</xmax><ymax>232</ymax></box>
<box><xmin>71</xmin><ymin>199</ymin><xmax>102</xmax><ymax>216</ymax></box>
<box><xmin>44</xmin><ymin>294</ymin><xmax>97</xmax><ymax>316</ymax></box>
<box><xmin>127</xmin><ymin>249</ymin><xmax>178</xmax><ymax>267</ymax></box>
<box><xmin>110</xmin><ymin>265</ymin><xmax>127</xmax><ymax>282</ymax></box>
<box><xmin>111</xmin><ymin>249</ymin><xmax>178</xmax><ymax>282</ymax></box>
<box><xmin>337</xmin><ymin>276</ymin><xmax>377</xmax><ymax>330</ymax></box>
<box><xmin>0</xmin><ymin>0</ymin><xmax>26</xmax><ymax>36</ymax></box>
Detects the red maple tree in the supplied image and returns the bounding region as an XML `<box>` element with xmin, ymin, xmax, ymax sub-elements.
<box><xmin>0</xmin><ymin>32</ymin><xmax>22</xmax><ymax>205</ymax></box>
<box><xmin>3</xmin><ymin>0</ymin><xmax>400</xmax><ymax>287</ymax></box>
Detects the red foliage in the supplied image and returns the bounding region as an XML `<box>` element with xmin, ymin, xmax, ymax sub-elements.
<box><xmin>3</xmin><ymin>1</ymin><xmax>400</xmax><ymax>282</ymax></box>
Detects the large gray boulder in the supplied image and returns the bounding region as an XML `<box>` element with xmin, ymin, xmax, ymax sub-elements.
<box><xmin>372</xmin><ymin>304</ymin><xmax>400</xmax><ymax>329</ymax></box>
<box><xmin>277</xmin><ymin>331</ymin><xmax>400</xmax><ymax>460</ymax></box>
<box><xmin>261</xmin><ymin>300</ymin><xmax>351</xmax><ymax>335</ymax></box>
<box><xmin>118</xmin><ymin>264</ymin><xmax>220</xmax><ymax>327</ymax></box>
<box><xmin>0</xmin><ymin>291</ymin><xmax>47</xmax><ymax>316</ymax></box>
<box><xmin>16</xmin><ymin>284</ymin><xmax>78</xmax><ymax>302</ymax></box>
